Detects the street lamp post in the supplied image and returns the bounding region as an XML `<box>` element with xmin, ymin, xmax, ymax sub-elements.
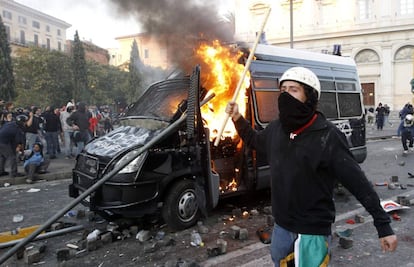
<box><xmin>290</xmin><ymin>0</ymin><xmax>293</xmax><ymax>48</ymax></box>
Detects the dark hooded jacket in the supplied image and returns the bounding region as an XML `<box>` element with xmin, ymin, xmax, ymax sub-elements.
<box><xmin>233</xmin><ymin>111</ymin><xmax>393</xmax><ymax>237</ymax></box>
<box><xmin>0</xmin><ymin>121</ymin><xmax>25</xmax><ymax>150</ymax></box>
<box><xmin>66</xmin><ymin>103</ymin><xmax>91</xmax><ymax>131</ymax></box>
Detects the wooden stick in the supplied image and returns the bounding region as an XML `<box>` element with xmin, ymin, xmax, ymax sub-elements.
<box><xmin>214</xmin><ymin>7</ymin><xmax>272</xmax><ymax>146</ymax></box>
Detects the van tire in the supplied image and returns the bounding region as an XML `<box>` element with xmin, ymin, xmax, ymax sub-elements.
<box><xmin>162</xmin><ymin>179</ymin><xmax>200</xmax><ymax>230</ymax></box>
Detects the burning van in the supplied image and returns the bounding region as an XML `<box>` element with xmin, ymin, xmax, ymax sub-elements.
<box><xmin>69</xmin><ymin>44</ymin><xmax>366</xmax><ymax>230</ymax></box>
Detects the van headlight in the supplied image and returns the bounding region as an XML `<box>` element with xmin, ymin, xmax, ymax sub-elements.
<box><xmin>114</xmin><ymin>150</ymin><xmax>148</xmax><ymax>174</ymax></box>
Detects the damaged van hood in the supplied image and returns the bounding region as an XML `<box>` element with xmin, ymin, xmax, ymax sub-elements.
<box><xmin>85</xmin><ymin>125</ymin><xmax>162</xmax><ymax>157</ymax></box>
<box><xmin>84</xmin><ymin>78</ymin><xmax>190</xmax><ymax>158</ymax></box>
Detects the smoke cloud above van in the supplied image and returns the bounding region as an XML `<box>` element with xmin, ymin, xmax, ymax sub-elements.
<box><xmin>109</xmin><ymin>0</ymin><xmax>234</xmax><ymax>68</ymax></box>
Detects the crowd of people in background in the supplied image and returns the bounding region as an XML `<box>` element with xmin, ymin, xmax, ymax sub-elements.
<box><xmin>366</xmin><ymin>102</ymin><xmax>392</xmax><ymax>130</ymax></box>
<box><xmin>0</xmin><ymin>98</ymin><xmax>115</xmax><ymax>182</ymax></box>
<box><xmin>367</xmin><ymin>101</ymin><xmax>414</xmax><ymax>154</ymax></box>
<box><xmin>3</xmin><ymin>96</ymin><xmax>414</xmax><ymax>180</ymax></box>
<box><xmin>372</xmin><ymin>102</ymin><xmax>391</xmax><ymax>130</ymax></box>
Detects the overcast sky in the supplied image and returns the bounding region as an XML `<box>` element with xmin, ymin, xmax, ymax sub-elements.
<box><xmin>15</xmin><ymin>0</ymin><xmax>139</xmax><ymax>48</ymax></box>
<box><xmin>15</xmin><ymin>0</ymin><xmax>233</xmax><ymax>49</ymax></box>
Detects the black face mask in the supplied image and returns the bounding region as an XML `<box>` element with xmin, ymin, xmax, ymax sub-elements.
<box><xmin>278</xmin><ymin>92</ymin><xmax>315</xmax><ymax>133</ymax></box>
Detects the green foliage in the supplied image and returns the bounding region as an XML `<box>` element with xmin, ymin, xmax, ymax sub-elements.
<box><xmin>87</xmin><ymin>61</ymin><xmax>129</xmax><ymax>106</ymax></box>
<box><xmin>0</xmin><ymin>16</ymin><xmax>16</xmax><ymax>101</ymax></box>
<box><xmin>13</xmin><ymin>47</ymin><xmax>73</xmax><ymax>108</ymax></box>
<box><xmin>10</xmin><ymin>30</ymin><xmax>131</xmax><ymax>110</ymax></box>
<box><xmin>72</xmin><ymin>31</ymin><xmax>89</xmax><ymax>103</ymax></box>
<box><xmin>13</xmin><ymin>47</ymin><xmax>129</xmax><ymax>110</ymax></box>
<box><xmin>128</xmin><ymin>39</ymin><xmax>144</xmax><ymax>102</ymax></box>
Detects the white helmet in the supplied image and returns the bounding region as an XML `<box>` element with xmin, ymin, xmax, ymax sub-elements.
<box><xmin>280</xmin><ymin>67</ymin><xmax>321</xmax><ymax>99</ymax></box>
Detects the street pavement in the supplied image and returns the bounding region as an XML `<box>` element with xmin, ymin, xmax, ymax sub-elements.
<box><xmin>0</xmin><ymin>155</ymin><xmax>74</xmax><ymax>188</ymax></box>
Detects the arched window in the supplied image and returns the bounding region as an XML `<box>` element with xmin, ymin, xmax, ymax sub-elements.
<box><xmin>394</xmin><ymin>45</ymin><xmax>414</xmax><ymax>61</ymax></box>
<box><xmin>250</xmin><ymin>2</ymin><xmax>270</xmax><ymax>15</ymax></box>
<box><xmin>249</xmin><ymin>2</ymin><xmax>271</xmax><ymax>39</ymax></box>
<box><xmin>355</xmin><ymin>49</ymin><xmax>380</xmax><ymax>63</ymax></box>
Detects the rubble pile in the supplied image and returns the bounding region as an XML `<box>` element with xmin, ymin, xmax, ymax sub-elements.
<box><xmin>6</xmin><ymin>204</ymin><xmax>276</xmax><ymax>266</ymax></box>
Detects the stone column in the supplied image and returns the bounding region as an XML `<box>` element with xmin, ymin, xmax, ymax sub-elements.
<box><xmin>381</xmin><ymin>45</ymin><xmax>394</xmax><ymax>108</ymax></box>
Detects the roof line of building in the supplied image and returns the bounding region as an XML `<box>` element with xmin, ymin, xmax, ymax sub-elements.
<box><xmin>1</xmin><ymin>0</ymin><xmax>71</xmax><ymax>28</ymax></box>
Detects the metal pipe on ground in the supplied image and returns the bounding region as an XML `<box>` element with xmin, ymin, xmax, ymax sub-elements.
<box><xmin>0</xmin><ymin>225</ymin><xmax>84</xmax><ymax>249</ymax></box>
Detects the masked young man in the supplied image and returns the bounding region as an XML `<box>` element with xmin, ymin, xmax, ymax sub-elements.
<box><xmin>225</xmin><ymin>67</ymin><xmax>397</xmax><ymax>266</ymax></box>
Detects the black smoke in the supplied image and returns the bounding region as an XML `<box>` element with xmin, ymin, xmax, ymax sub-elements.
<box><xmin>109</xmin><ymin>0</ymin><xmax>234</xmax><ymax>71</ymax></box>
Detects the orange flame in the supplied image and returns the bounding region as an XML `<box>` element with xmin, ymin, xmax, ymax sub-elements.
<box><xmin>219</xmin><ymin>177</ymin><xmax>238</xmax><ymax>193</ymax></box>
<box><xmin>195</xmin><ymin>40</ymin><xmax>250</xmax><ymax>140</ymax></box>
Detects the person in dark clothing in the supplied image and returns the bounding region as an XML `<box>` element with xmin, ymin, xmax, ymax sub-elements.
<box><xmin>66</xmin><ymin>102</ymin><xmax>92</xmax><ymax>155</ymax></box>
<box><xmin>383</xmin><ymin>104</ymin><xmax>392</xmax><ymax>126</ymax></box>
<box><xmin>42</xmin><ymin>107</ymin><xmax>62</xmax><ymax>159</ymax></box>
<box><xmin>24</xmin><ymin>142</ymin><xmax>50</xmax><ymax>183</ymax></box>
<box><xmin>375</xmin><ymin>102</ymin><xmax>386</xmax><ymax>130</ymax></box>
<box><xmin>25</xmin><ymin>107</ymin><xmax>44</xmax><ymax>150</ymax></box>
<box><xmin>397</xmin><ymin>103</ymin><xmax>414</xmax><ymax>136</ymax></box>
<box><xmin>0</xmin><ymin>102</ymin><xmax>15</xmax><ymax>126</ymax></box>
<box><xmin>225</xmin><ymin>67</ymin><xmax>397</xmax><ymax>266</ymax></box>
<box><xmin>0</xmin><ymin>115</ymin><xmax>27</xmax><ymax>177</ymax></box>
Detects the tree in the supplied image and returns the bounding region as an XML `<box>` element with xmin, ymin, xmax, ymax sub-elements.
<box><xmin>0</xmin><ymin>15</ymin><xmax>16</xmax><ymax>101</ymax></box>
<box><xmin>13</xmin><ymin>47</ymin><xmax>73</xmax><ymax>107</ymax></box>
<box><xmin>12</xmin><ymin>46</ymin><xmax>130</xmax><ymax>109</ymax></box>
<box><xmin>72</xmin><ymin>31</ymin><xmax>89</xmax><ymax>103</ymax></box>
<box><xmin>128</xmin><ymin>39</ymin><xmax>144</xmax><ymax>102</ymax></box>
<box><xmin>87</xmin><ymin>61</ymin><xmax>129</xmax><ymax>106</ymax></box>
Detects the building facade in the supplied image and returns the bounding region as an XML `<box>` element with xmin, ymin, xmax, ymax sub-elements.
<box><xmin>234</xmin><ymin>0</ymin><xmax>414</xmax><ymax>110</ymax></box>
<box><xmin>0</xmin><ymin>0</ymin><xmax>71</xmax><ymax>54</ymax></box>
<box><xmin>109</xmin><ymin>33</ymin><xmax>171</xmax><ymax>70</ymax></box>
<box><xmin>66</xmin><ymin>40</ymin><xmax>110</xmax><ymax>65</ymax></box>
<box><xmin>109</xmin><ymin>0</ymin><xmax>414</xmax><ymax>110</ymax></box>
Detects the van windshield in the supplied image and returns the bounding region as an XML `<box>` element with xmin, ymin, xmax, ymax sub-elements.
<box><xmin>125</xmin><ymin>79</ymin><xmax>190</xmax><ymax>121</ymax></box>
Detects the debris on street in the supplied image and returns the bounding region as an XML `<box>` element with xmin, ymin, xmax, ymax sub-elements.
<box><xmin>354</xmin><ymin>214</ymin><xmax>365</xmax><ymax>223</ymax></box>
<box><xmin>335</xmin><ymin>227</ymin><xmax>353</xmax><ymax>238</ymax></box>
<box><xmin>0</xmin><ymin>225</ymin><xmax>40</xmax><ymax>243</ymax></box>
<box><xmin>12</xmin><ymin>214</ymin><xmax>24</xmax><ymax>223</ymax></box>
<box><xmin>256</xmin><ymin>225</ymin><xmax>272</xmax><ymax>244</ymax></box>
<box><xmin>339</xmin><ymin>236</ymin><xmax>353</xmax><ymax>249</ymax></box>
<box><xmin>392</xmin><ymin>212</ymin><xmax>401</xmax><ymax>221</ymax></box>
<box><xmin>26</xmin><ymin>188</ymin><xmax>40</xmax><ymax>193</ymax></box>
<box><xmin>380</xmin><ymin>200</ymin><xmax>410</xmax><ymax>212</ymax></box>
<box><xmin>190</xmin><ymin>230</ymin><xmax>203</xmax><ymax>247</ymax></box>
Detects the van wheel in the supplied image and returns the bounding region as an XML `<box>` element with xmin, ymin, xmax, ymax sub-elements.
<box><xmin>162</xmin><ymin>179</ymin><xmax>200</xmax><ymax>230</ymax></box>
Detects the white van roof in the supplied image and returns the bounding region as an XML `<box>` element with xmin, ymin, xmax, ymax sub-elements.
<box><xmin>254</xmin><ymin>44</ymin><xmax>356</xmax><ymax>67</ymax></box>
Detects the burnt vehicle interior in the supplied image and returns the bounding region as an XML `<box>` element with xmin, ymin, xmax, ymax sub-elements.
<box><xmin>118</xmin><ymin>68</ymin><xmax>250</xmax><ymax>197</ymax></box>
